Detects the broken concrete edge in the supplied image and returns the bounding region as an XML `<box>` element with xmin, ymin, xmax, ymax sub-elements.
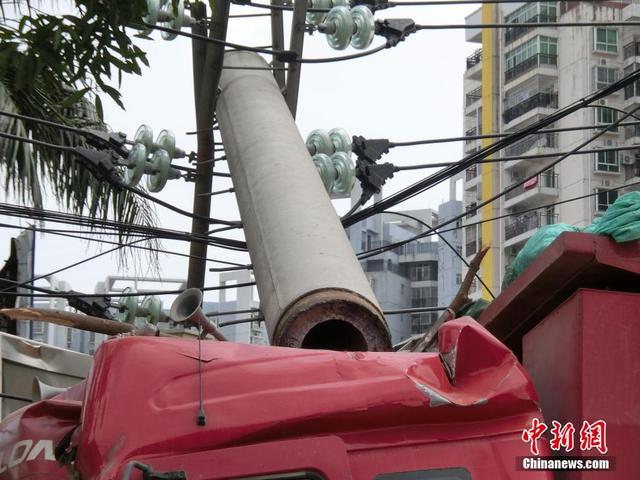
<box><xmin>273</xmin><ymin>287</ymin><xmax>391</xmax><ymax>351</ymax></box>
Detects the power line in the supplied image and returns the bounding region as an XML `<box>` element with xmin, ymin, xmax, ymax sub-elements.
<box><xmin>396</xmin><ymin>144</ymin><xmax>640</xmax><ymax>171</ymax></box>
<box><xmin>342</xmin><ymin>65</ymin><xmax>640</xmax><ymax>227</ymax></box>
<box><xmin>0</xmin><ymin>131</ymin><xmax>241</xmax><ymax>226</ymax></box>
<box><xmin>356</xmin><ymin>180</ymin><xmax>640</xmax><ymax>259</ymax></box>
<box><xmin>387</xmin><ymin>120</ymin><xmax>640</xmax><ymax>148</ymax></box>
<box><xmin>382</xmin><ymin>210</ymin><xmax>495</xmax><ymax>299</ymax></box>
<box><xmin>1</xmin><ymin>280</ymin><xmax>258</xmax><ymax>299</ymax></box>
<box><xmin>415</xmin><ymin>21</ymin><xmax>640</xmax><ymax>30</ymax></box>
<box><xmin>0</xmin><ymin>221</ymin><xmax>247</xmax><ymax>266</ymax></box>
<box><xmin>0</xmin><ymin>237</ymin><xmax>153</xmax><ymax>294</ymax></box>
<box><xmin>0</xmin><ymin>203</ymin><xmax>247</xmax><ymax>250</ymax></box>
<box><xmin>359</xmin><ymin>104</ymin><xmax>640</xmax><ymax>259</ymax></box>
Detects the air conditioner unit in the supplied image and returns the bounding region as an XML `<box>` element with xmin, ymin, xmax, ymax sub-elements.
<box><xmin>605</xmin><ymin>139</ymin><xmax>613</xmax><ymax>146</ymax></box>
<box><xmin>599</xmin><ymin>99</ymin><xmax>606</xmax><ymax>105</ymax></box>
<box><xmin>602</xmin><ymin>180</ymin><xmax>611</xmax><ymax>187</ymax></box>
<box><xmin>623</xmin><ymin>156</ymin><xmax>635</xmax><ymax>165</ymax></box>
<box><xmin>601</xmin><ymin>59</ymin><xmax>607</xmax><ymax>66</ymax></box>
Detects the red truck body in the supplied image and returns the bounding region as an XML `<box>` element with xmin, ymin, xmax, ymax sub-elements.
<box><xmin>0</xmin><ymin>317</ymin><xmax>550</xmax><ymax>479</ymax></box>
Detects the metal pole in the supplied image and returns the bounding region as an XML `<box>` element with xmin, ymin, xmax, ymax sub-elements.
<box><xmin>270</xmin><ymin>0</ymin><xmax>286</xmax><ymax>91</ymax></box>
<box><xmin>187</xmin><ymin>0</ymin><xmax>231</xmax><ymax>289</ymax></box>
<box><xmin>284</xmin><ymin>0</ymin><xmax>307</xmax><ymax>117</ymax></box>
<box><xmin>217</xmin><ymin>52</ymin><xmax>391</xmax><ymax>351</ymax></box>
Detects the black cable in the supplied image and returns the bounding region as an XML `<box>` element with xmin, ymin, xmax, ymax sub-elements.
<box><xmin>1</xmin><ymin>280</ymin><xmax>257</xmax><ymax>298</ymax></box>
<box><xmin>205</xmin><ymin>307</ymin><xmax>261</xmax><ymax>317</ymax></box>
<box><xmin>342</xmin><ymin>65</ymin><xmax>640</xmax><ymax>228</ymax></box>
<box><xmin>356</xmin><ymin>178</ymin><xmax>640</xmax><ymax>260</ymax></box>
<box><xmin>382</xmin><ymin>211</ymin><xmax>495</xmax><ymax>299</ymax></box>
<box><xmin>0</xmin><ymin>237</ymin><xmax>152</xmax><ymax>294</ymax></box>
<box><xmin>215</xmin><ymin>305</ymin><xmax>451</xmax><ymax>328</ymax></box>
<box><xmin>0</xmin><ymin>131</ymin><xmax>241</xmax><ymax>227</ymax></box>
<box><xmin>415</xmin><ymin>21</ymin><xmax>640</xmax><ymax>30</ymax></box>
<box><xmin>143</xmin><ymin>22</ymin><xmax>388</xmax><ymax>64</ymax></box>
<box><xmin>396</xmin><ymin>144</ymin><xmax>640</xmax><ymax>171</ymax></box>
<box><xmin>0</xmin><ymin>221</ymin><xmax>246</xmax><ymax>265</ymax></box>
<box><xmin>388</xmin><ymin>120</ymin><xmax>640</xmax><ymax>148</ymax></box>
<box><xmin>0</xmin><ymin>203</ymin><xmax>246</xmax><ymax>250</ymax></box>
<box><xmin>197</xmin><ymin>187</ymin><xmax>235</xmax><ymax>197</ymax></box>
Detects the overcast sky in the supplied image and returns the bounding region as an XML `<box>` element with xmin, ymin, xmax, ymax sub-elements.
<box><xmin>0</xmin><ymin>2</ymin><xmax>481</xmax><ymax>307</ymax></box>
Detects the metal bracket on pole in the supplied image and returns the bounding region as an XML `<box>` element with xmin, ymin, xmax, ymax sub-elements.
<box><xmin>285</xmin><ymin>0</ymin><xmax>308</xmax><ymax>117</ymax></box>
<box><xmin>270</xmin><ymin>0</ymin><xmax>286</xmax><ymax>91</ymax></box>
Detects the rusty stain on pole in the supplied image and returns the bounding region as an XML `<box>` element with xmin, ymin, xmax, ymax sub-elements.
<box><xmin>216</xmin><ymin>52</ymin><xmax>391</xmax><ymax>351</ymax></box>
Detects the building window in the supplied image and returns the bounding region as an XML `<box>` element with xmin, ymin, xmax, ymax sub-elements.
<box><xmin>594</xmin><ymin>150</ymin><xmax>620</xmax><ymax>173</ymax></box>
<box><xmin>594</xmin><ymin>28</ymin><xmax>618</xmax><ymax>53</ymax></box>
<box><xmin>593</xmin><ymin>66</ymin><xmax>617</xmax><ymax>90</ymax></box>
<box><xmin>504</xmin><ymin>36</ymin><xmax>557</xmax><ymax>82</ymax></box>
<box><xmin>409</xmin><ymin>261</ymin><xmax>438</xmax><ymax>281</ymax></box>
<box><xmin>595</xmin><ymin>188</ymin><xmax>618</xmax><ymax>212</ymax></box>
<box><xmin>456</xmin><ymin>273</ymin><xmax>462</xmax><ymax>285</ymax></box>
<box><xmin>411</xmin><ymin>287</ymin><xmax>438</xmax><ymax>308</ymax></box>
<box><xmin>594</xmin><ymin>107</ymin><xmax>618</xmax><ymax>131</ymax></box>
<box><xmin>401</xmin><ymin>284</ymin><xmax>405</xmax><ymax>295</ymax></box>
<box><xmin>410</xmin><ymin>313</ymin><xmax>439</xmax><ymax>334</ymax></box>
<box><xmin>369</xmin><ymin>277</ymin><xmax>376</xmax><ymax>292</ymax></box>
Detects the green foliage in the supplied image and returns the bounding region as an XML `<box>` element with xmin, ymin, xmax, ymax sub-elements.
<box><xmin>0</xmin><ymin>1</ymin><xmax>161</xmax><ymax>267</ymax></box>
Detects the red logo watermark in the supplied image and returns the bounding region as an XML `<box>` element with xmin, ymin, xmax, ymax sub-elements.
<box><xmin>522</xmin><ymin>419</ymin><xmax>608</xmax><ymax>456</ymax></box>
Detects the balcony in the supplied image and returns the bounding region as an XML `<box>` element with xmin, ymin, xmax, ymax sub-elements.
<box><xmin>505</xmin><ymin>53</ymin><xmax>557</xmax><ymax>84</ymax></box>
<box><xmin>465</xmin><ymin>86</ymin><xmax>482</xmax><ymax>108</ymax></box>
<box><xmin>466</xmin><ymin>165</ymin><xmax>479</xmax><ymax>182</ymax></box>
<box><xmin>503</xmin><ymin>132</ymin><xmax>558</xmax><ymax>170</ymax></box>
<box><xmin>504</xmin><ymin>171</ymin><xmax>559</xmax><ymax>209</ymax></box>
<box><xmin>465</xmin><ymin>48</ymin><xmax>482</xmax><ymax>80</ymax></box>
<box><xmin>624</xmin><ymin>160</ymin><xmax>640</xmax><ymax>186</ymax></box>
<box><xmin>504</xmin><ymin>210</ymin><xmax>558</xmax><ymax>246</ymax></box>
<box><xmin>624</xmin><ymin>78</ymin><xmax>640</xmax><ymax>107</ymax></box>
<box><xmin>625</xmin><ymin>124</ymin><xmax>640</xmax><ymax>143</ymax></box>
<box><xmin>503</xmin><ymin>92</ymin><xmax>558</xmax><ymax>125</ymax></box>
<box><xmin>623</xmin><ymin>41</ymin><xmax>640</xmax><ymax>60</ymax></box>
<box><xmin>465</xmin><ymin>240</ymin><xmax>478</xmax><ymax>257</ymax></box>
<box><xmin>504</xmin><ymin>14</ymin><xmax>557</xmax><ymax>45</ymax></box>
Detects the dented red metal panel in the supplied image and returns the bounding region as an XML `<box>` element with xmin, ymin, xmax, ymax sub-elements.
<box><xmin>0</xmin><ymin>318</ymin><xmax>549</xmax><ymax>479</ymax></box>
<box><xmin>479</xmin><ymin>232</ymin><xmax>640</xmax><ymax>358</ymax></box>
<box><xmin>523</xmin><ymin>289</ymin><xmax>640</xmax><ymax>479</ymax></box>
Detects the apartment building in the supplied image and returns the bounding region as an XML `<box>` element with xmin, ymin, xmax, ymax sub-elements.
<box><xmin>462</xmin><ymin>1</ymin><xmax>640</xmax><ymax>297</ymax></box>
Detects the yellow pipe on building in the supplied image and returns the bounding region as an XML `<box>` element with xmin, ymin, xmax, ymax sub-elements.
<box><xmin>480</xmin><ymin>3</ymin><xmax>497</xmax><ymax>299</ymax></box>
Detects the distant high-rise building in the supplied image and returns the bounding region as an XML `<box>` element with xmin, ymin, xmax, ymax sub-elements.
<box><xmin>462</xmin><ymin>1</ymin><xmax>640</xmax><ymax>297</ymax></box>
<box><xmin>346</xmin><ymin>189</ymin><xmax>464</xmax><ymax>345</ymax></box>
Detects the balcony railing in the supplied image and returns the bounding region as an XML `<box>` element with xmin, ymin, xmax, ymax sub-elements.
<box><xmin>504</xmin><ymin>132</ymin><xmax>558</xmax><ymax>157</ymax></box>
<box><xmin>625</xmin><ymin>124</ymin><xmax>640</xmax><ymax>139</ymax></box>
<box><xmin>503</xmin><ymin>92</ymin><xmax>558</xmax><ymax>124</ymax></box>
<box><xmin>505</xmin><ymin>172</ymin><xmax>558</xmax><ymax>201</ymax></box>
<box><xmin>504</xmin><ymin>14</ymin><xmax>557</xmax><ymax>44</ymax></box>
<box><xmin>395</xmin><ymin>242</ymin><xmax>439</xmax><ymax>256</ymax></box>
<box><xmin>505</xmin><ymin>53</ymin><xmax>557</xmax><ymax>83</ymax></box>
<box><xmin>465</xmin><ymin>240</ymin><xmax>478</xmax><ymax>257</ymax></box>
<box><xmin>466</xmin><ymin>166</ymin><xmax>479</xmax><ymax>182</ymax></box>
<box><xmin>466</xmin><ymin>48</ymin><xmax>482</xmax><ymax>70</ymax></box>
<box><xmin>465</xmin><ymin>86</ymin><xmax>482</xmax><ymax>107</ymax></box>
<box><xmin>624</xmin><ymin>41</ymin><xmax>640</xmax><ymax>60</ymax></box>
<box><xmin>465</xmin><ymin>201</ymin><xmax>478</xmax><ymax>218</ymax></box>
<box><xmin>625</xmin><ymin>160</ymin><xmax>640</xmax><ymax>180</ymax></box>
<box><xmin>504</xmin><ymin>211</ymin><xmax>558</xmax><ymax>240</ymax></box>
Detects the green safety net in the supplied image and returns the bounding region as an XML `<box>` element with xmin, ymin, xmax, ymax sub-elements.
<box><xmin>502</xmin><ymin>192</ymin><xmax>640</xmax><ymax>288</ymax></box>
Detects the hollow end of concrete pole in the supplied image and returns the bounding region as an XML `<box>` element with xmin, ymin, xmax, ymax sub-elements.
<box><xmin>272</xmin><ymin>289</ymin><xmax>392</xmax><ymax>352</ymax></box>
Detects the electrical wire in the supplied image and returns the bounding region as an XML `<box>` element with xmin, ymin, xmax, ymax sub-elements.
<box><xmin>1</xmin><ymin>280</ymin><xmax>257</xmax><ymax>299</ymax></box>
<box><xmin>0</xmin><ymin>221</ymin><xmax>246</xmax><ymax>266</ymax></box>
<box><xmin>415</xmin><ymin>21</ymin><xmax>640</xmax><ymax>30</ymax></box>
<box><xmin>0</xmin><ymin>131</ymin><xmax>241</xmax><ymax>226</ymax></box>
<box><xmin>1</xmin><ymin>237</ymin><xmax>153</xmax><ymax>293</ymax></box>
<box><xmin>342</xmin><ymin>65</ymin><xmax>640</xmax><ymax>228</ymax></box>
<box><xmin>356</xmin><ymin>180</ymin><xmax>640</xmax><ymax>260</ymax></box>
<box><xmin>388</xmin><ymin>120</ymin><xmax>640</xmax><ymax>148</ymax></box>
<box><xmin>359</xmin><ymin>104</ymin><xmax>640</xmax><ymax>259</ymax></box>
<box><xmin>396</xmin><ymin>144</ymin><xmax>640</xmax><ymax>171</ymax></box>
<box><xmin>383</xmin><ymin>210</ymin><xmax>495</xmax><ymax>299</ymax></box>
<box><xmin>0</xmin><ymin>203</ymin><xmax>246</xmax><ymax>250</ymax></box>
<box><xmin>142</xmin><ymin>22</ymin><xmax>388</xmax><ymax>64</ymax></box>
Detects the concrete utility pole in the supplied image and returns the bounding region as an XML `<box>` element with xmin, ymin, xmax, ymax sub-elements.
<box><xmin>216</xmin><ymin>52</ymin><xmax>391</xmax><ymax>351</ymax></box>
<box><xmin>187</xmin><ymin>0</ymin><xmax>230</xmax><ymax>289</ymax></box>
